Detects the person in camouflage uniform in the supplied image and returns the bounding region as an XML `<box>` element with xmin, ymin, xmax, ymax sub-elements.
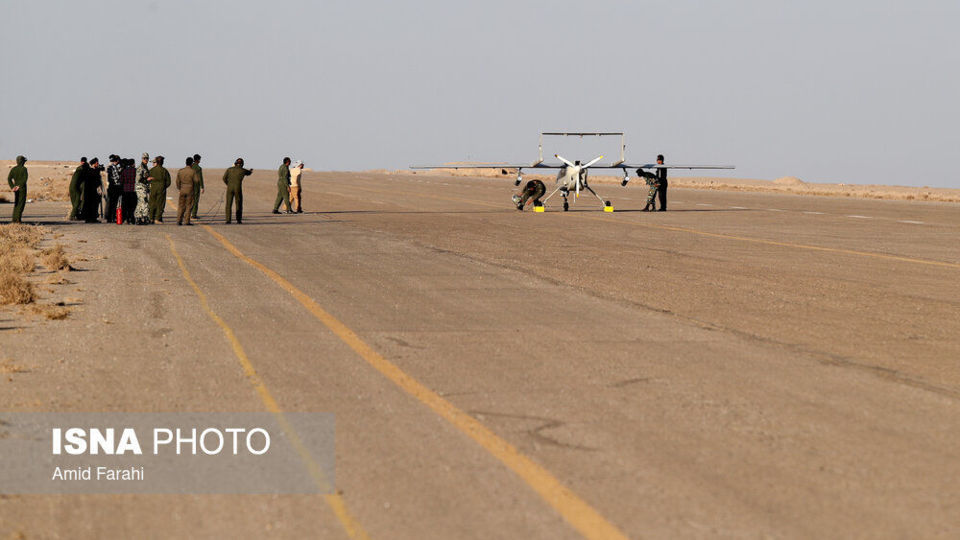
<box><xmin>273</xmin><ymin>157</ymin><xmax>293</xmax><ymax>214</ymax></box>
<box><xmin>636</xmin><ymin>167</ymin><xmax>660</xmax><ymax>211</ymax></box>
<box><xmin>134</xmin><ymin>153</ymin><xmax>151</xmax><ymax>224</ymax></box>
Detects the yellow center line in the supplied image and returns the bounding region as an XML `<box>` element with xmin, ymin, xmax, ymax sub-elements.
<box><xmin>201</xmin><ymin>225</ymin><xmax>630</xmax><ymax>540</ymax></box>
<box><xmin>166</xmin><ymin>234</ymin><xmax>370</xmax><ymax>540</ymax></box>
<box><xmin>342</xmin><ymin>182</ymin><xmax>960</xmax><ymax>270</ymax></box>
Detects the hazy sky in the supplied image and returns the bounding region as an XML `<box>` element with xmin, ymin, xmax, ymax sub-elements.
<box><xmin>2</xmin><ymin>0</ymin><xmax>958</xmax><ymax>187</ymax></box>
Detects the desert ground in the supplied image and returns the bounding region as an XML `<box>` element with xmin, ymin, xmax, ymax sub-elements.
<box><xmin>2</xmin><ymin>167</ymin><xmax>959</xmax><ymax>539</ymax></box>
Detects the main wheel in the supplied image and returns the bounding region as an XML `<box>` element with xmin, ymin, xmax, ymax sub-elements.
<box><xmin>563</xmin><ymin>201</ymin><xmax>569</xmax><ymax>211</ymax></box>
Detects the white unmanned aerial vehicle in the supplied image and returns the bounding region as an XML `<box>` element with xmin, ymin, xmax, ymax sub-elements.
<box><xmin>411</xmin><ymin>132</ymin><xmax>734</xmax><ymax>211</ymax></box>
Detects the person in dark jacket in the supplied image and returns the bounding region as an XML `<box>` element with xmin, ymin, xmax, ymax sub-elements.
<box><xmin>80</xmin><ymin>157</ymin><xmax>104</xmax><ymax>223</ymax></box>
<box><xmin>6</xmin><ymin>155</ymin><xmax>28</xmax><ymax>223</ymax></box>
<box><xmin>654</xmin><ymin>154</ymin><xmax>668</xmax><ymax>211</ymax></box>
<box><xmin>223</xmin><ymin>158</ymin><xmax>253</xmax><ymax>224</ymax></box>
<box><xmin>119</xmin><ymin>159</ymin><xmax>138</xmax><ymax>224</ymax></box>
<box><xmin>69</xmin><ymin>157</ymin><xmax>87</xmax><ymax>220</ymax></box>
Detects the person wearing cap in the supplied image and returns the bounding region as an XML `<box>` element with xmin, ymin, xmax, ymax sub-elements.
<box><xmin>68</xmin><ymin>157</ymin><xmax>88</xmax><ymax>220</ymax></box>
<box><xmin>134</xmin><ymin>153</ymin><xmax>152</xmax><ymax>224</ymax></box>
<box><xmin>289</xmin><ymin>160</ymin><xmax>304</xmax><ymax>213</ymax></box>
<box><xmin>80</xmin><ymin>157</ymin><xmax>105</xmax><ymax>223</ymax></box>
<box><xmin>105</xmin><ymin>154</ymin><xmax>123</xmax><ymax>223</ymax></box>
<box><xmin>148</xmin><ymin>156</ymin><xmax>171</xmax><ymax>223</ymax></box>
<box><xmin>273</xmin><ymin>157</ymin><xmax>293</xmax><ymax>214</ymax></box>
<box><xmin>222</xmin><ymin>158</ymin><xmax>253</xmax><ymax>224</ymax></box>
<box><xmin>176</xmin><ymin>156</ymin><xmax>200</xmax><ymax>226</ymax></box>
<box><xmin>654</xmin><ymin>154</ymin><xmax>668</xmax><ymax>211</ymax></box>
<box><xmin>6</xmin><ymin>155</ymin><xmax>28</xmax><ymax>223</ymax></box>
<box><xmin>190</xmin><ymin>153</ymin><xmax>204</xmax><ymax>219</ymax></box>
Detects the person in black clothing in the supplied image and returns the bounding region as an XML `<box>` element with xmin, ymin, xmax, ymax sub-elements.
<box><xmin>655</xmin><ymin>154</ymin><xmax>668</xmax><ymax>211</ymax></box>
<box><xmin>80</xmin><ymin>157</ymin><xmax>105</xmax><ymax>223</ymax></box>
<box><xmin>119</xmin><ymin>159</ymin><xmax>138</xmax><ymax>224</ymax></box>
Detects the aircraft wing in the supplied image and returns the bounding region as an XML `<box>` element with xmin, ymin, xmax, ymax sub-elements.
<box><xmin>409</xmin><ymin>162</ymin><xmax>564</xmax><ymax>170</ymax></box>
<box><xmin>591</xmin><ymin>163</ymin><xmax>736</xmax><ymax>170</ymax></box>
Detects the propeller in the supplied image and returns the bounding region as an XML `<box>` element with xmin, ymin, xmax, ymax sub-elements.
<box><xmin>582</xmin><ymin>155</ymin><xmax>604</xmax><ymax>168</ymax></box>
<box><xmin>555</xmin><ymin>154</ymin><xmax>575</xmax><ymax>168</ymax></box>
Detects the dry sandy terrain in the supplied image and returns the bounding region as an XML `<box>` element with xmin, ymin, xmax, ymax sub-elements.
<box><xmin>394</xmin><ymin>166</ymin><xmax>960</xmax><ymax>202</ymax></box>
<box><xmin>1</xmin><ymin>170</ymin><xmax>959</xmax><ymax>539</ymax></box>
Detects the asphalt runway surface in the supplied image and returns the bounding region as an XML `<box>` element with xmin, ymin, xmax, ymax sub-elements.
<box><xmin>2</xmin><ymin>170</ymin><xmax>959</xmax><ymax>539</ymax></box>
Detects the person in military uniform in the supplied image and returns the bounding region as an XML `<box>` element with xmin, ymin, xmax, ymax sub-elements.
<box><xmin>636</xmin><ymin>155</ymin><xmax>668</xmax><ymax>212</ymax></box>
<box><xmin>511</xmin><ymin>179</ymin><xmax>546</xmax><ymax>211</ymax></box>
<box><xmin>190</xmin><ymin>153</ymin><xmax>204</xmax><ymax>219</ymax></box>
<box><xmin>176</xmin><ymin>156</ymin><xmax>199</xmax><ymax>226</ymax></box>
<box><xmin>134</xmin><ymin>153</ymin><xmax>151</xmax><ymax>224</ymax></box>
<box><xmin>636</xmin><ymin>167</ymin><xmax>660</xmax><ymax>211</ymax></box>
<box><xmin>148</xmin><ymin>156</ymin><xmax>171</xmax><ymax>223</ymax></box>
<box><xmin>222</xmin><ymin>157</ymin><xmax>253</xmax><ymax>224</ymax></box>
<box><xmin>6</xmin><ymin>155</ymin><xmax>28</xmax><ymax>223</ymax></box>
<box><xmin>80</xmin><ymin>157</ymin><xmax>104</xmax><ymax>223</ymax></box>
<box><xmin>68</xmin><ymin>157</ymin><xmax>88</xmax><ymax>220</ymax></box>
<box><xmin>272</xmin><ymin>157</ymin><xmax>292</xmax><ymax>214</ymax></box>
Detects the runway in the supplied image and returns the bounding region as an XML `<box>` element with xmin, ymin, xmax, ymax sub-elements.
<box><xmin>3</xmin><ymin>170</ymin><xmax>959</xmax><ymax>538</ymax></box>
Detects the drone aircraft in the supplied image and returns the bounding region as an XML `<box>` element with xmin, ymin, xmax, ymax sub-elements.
<box><xmin>411</xmin><ymin>132</ymin><xmax>734</xmax><ymax>211</ymax></box>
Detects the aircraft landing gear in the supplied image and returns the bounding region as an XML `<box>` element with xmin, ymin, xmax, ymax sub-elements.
<box><xmin>562</xmin><ymin>191</ymin><xmax>569</xmax><ymax>211</ymax></box>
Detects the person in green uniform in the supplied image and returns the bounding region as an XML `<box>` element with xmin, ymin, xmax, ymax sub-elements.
<box><xmin>6</xmin><ymin>155</ymin><xmax>28</xmax><ymax>223</ymax></box>
<box><xmin>222</xmin><ymin>157</ymin><xmax>253</xmax><ymax>224</ymax></box>
<box><xmin>148</xmin><ymin>156</ymin><xmax>171</xmax><ymax>223</ymax></box>
<box><xmin>190</xmin><ymin>153</ymin><xmax>204</xmax><ymax>219</ymax></box>
<box><xmin>69</xmin><ymin>157</ymin><xmax>87</xmax><ymax>220</ymax></box>
<box><xmin>272</xmin><ymin>157</ymin><xmax>292</xmax><ymax>214</ymax></box>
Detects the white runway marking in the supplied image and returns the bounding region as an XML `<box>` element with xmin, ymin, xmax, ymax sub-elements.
<box><xmin>730</xmin><ymin>206</ymin><xmax>748</xmax><ymax>209</ymax></box>
<box><xmin>898</xmin><ymin>220</ymin><xmax>925</xmax><ymax>225</ymax></box>
<box><xmin>846</xmin><ymin>215</ymin><xmax>872</xmax><ymax>219</ymax></box>
<box><xmin>696</xmin><ymin>203</ymin><xmax>713</xmax><ymax>207</ymax></box>
<box><xmin>803</xmin><ymin>211</ymin><xmax>826</xmax><ymax>215</ymax></box>
<box><xmin>766</xmin><ymin>209</ymin><xmax>785</xmax><ymax>212</ymax></box>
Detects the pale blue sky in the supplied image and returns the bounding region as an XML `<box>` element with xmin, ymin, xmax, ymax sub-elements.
<box><xmin>2</xmin><ymin>0</ymin><xmax>958</xmax><ymax>187</ymax></box>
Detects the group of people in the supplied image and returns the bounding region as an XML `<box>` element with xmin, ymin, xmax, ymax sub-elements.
<box><xmin>6</xmin><ymin>154</ymin><xmax>307</xmax><ymax>225</ymax></box>
<box><xmin>67</xmin><ymin>153</ymin><xmax>205</xmax><ymax>225</ymax></box>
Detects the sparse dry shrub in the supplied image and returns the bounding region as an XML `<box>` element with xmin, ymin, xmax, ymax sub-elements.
<box><xmin>41</xmin><ymin>244</ymin><xmax>71</xmax><ymax>271</ymax></box>
<box><xmin>30</xmin><ymin>303</ymin><xmax>71</xmax><ymax>320</ymax></box>
<box><xmin>0</xmin><ymin>249</ymin><xmax>35</xmax><ymax>274</ymax></box>
<box><xmin>0</xmin><ymin>273</ymin><xmax>36</xmax><ymax>304</ymax></box>
<box><xmin>0</xmin><ymin>224</ymin><xmax>45</xmax><ymax>250</ymax></box>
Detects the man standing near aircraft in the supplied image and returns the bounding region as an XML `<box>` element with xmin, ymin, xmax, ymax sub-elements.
<box><xmin>654</xmin><ymin>154</ymin><xmax>668</xmax><ymax>211</ymax></box>
<box><xmin>273</xmin><ymin>157</ymin><xmax>292</xmax><ymax>214</ymax></box>
<box><xmin>636</xmin><ymin>154</ymin><xmax>668</xmax><ymax>211</ymax></box>
<box><xmin>223</xmin><ymin>157</ymin><xmax>253</xmax><ymax>224</ymax></box>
